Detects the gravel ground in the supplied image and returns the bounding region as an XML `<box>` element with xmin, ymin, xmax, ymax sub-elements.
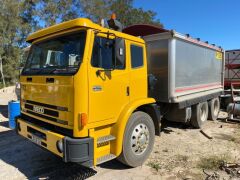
<box><xmin>1</xmin><ymin>88</ymin><xmax>240</xmax><ymax>180</ymax></box>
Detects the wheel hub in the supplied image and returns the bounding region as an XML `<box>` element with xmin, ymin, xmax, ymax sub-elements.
<box><xmin>131</xmin><ymin>123</ymin><xmax>149</xmax><ymax>155</ymax></box>
<box><xmin>139</xmin><ymin>133</ymin><xmax>147</xmax><ymax>145</ymax></box>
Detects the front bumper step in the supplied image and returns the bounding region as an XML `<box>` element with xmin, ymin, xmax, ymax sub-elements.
<box><xmin>97</xmin><ymin>135</ymin><xmax>115</xmax><ymax>145</ymax></box>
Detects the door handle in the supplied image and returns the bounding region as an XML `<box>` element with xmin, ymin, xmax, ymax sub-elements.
<box><xmin>126</xmin><ymin>86</ymin><xmax>130</xmax><ymax>96</ymax></box>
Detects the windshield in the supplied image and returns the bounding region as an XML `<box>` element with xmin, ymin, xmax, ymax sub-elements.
<box><xmin>22</xmin><ymin>31</ymin><xmax>86</xmax><ymax>75</ymax></box>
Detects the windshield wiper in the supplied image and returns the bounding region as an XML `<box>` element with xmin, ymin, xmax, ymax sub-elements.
<box><xmin>24</xmin><ymin>66</ymin><xmax>58</xmax><ymax>74</ymax></box>
<box><xmin>24</xmin><ymin>68</ymin><xmax>42</xmax><ymax>73</ymax></box>
<box><xmin>23</xmin><ymin>66</ymin><xmax>78</xmax><ymax>75</ymax></box>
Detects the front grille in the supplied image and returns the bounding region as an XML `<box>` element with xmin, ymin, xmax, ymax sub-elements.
<box><xmin>25</xmin><ymin>104</ymin><xmax>59</xmax><ymax>117</ymax></box>
<box><xmin>21</xmin><ymin>113</ymin><xmax>73</xmax><ymax>137</ymax></box>
<box><xmin>26</xmin><ymin>110</ymin><xmax>58</xmax><ymax>122</ymax></box>
<box><xmin>23</xmin><ymin>100</ymin><xmax>69</xmax><ymax>126</ymax></box>
<box><xmin>26</xmin><ymin>110</ymin><xmax>68</xmax><ymax>125</ymax></box>
<box><xmin>25</xmin><ymin>100</ymin><xmax>68</xmax><ymax>111</ymax></box>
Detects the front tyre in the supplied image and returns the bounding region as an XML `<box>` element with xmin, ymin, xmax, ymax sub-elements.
<box><xmin>118</xmin><ymin>111</ymin><xmax>155</xmax><ymax>167</ymax></box>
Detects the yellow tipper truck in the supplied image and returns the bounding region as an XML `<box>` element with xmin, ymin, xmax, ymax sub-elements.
<box><xmin>16</xmin><ymin>16</ymin><xmax>224</xmax><ymax>167</ymax></box>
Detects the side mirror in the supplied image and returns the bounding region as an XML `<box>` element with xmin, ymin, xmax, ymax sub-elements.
<box><xmin>114</xmin><ymin>38</ymin><xmax>125</xmax><ymax>69</ymax></box>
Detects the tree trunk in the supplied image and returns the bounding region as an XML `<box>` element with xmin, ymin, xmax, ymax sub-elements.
<box><xmin>0</xmin><ymin>57</ymin><xmax>6</xmax><ymax>88</ymax></box>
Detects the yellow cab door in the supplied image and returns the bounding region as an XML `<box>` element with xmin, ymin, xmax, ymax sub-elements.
<box><xmin>88</xmin><ymin>34</ymin><xmax>129</xmax><ymax>124</ymax></box>
<box><xmin>126</xmin><ymin>41</ymin><xmax>147</xmax><ymax>101</ymax></box>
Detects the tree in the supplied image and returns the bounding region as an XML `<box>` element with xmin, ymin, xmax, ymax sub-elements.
<box><xmin>18</xmin><ymin>0</ymin><xmax>39</xmax><ymax>46</ymax></box>
<box><xmin>80</xmin><ymin>0</ymin><xmax>163</xmax><ymax>27</ymax></box>
<box><xmin>36</xmin><ymin>0</ymin><xmax>81</xmax><ymax>27</ymax></box>
<box><xmin>80</xmin><ymin>0</ymin><xmax>112</xmax><ymax>22</ymax></box>
<box><xmin>0</xmin><ymin>0</ymin><xmax>22</xmax><ymax>86</ymax></box>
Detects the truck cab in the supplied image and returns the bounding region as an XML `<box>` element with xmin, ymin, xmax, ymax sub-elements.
<box><xmin>16</xmin><ymin>18</ymin><xmax>160</xmax><ymax>167</ymax></box>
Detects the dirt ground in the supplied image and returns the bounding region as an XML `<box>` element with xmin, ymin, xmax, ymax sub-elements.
<box><xmin>1</xmin><ymin>88</ymin><xmax>240</xmax><ymax>180</ymax></box>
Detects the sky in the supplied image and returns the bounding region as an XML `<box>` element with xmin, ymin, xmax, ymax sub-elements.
<box><xmin>134</xmin><ymin>0</ymin><xmax>239</xmax><ymax>50</ymax></box>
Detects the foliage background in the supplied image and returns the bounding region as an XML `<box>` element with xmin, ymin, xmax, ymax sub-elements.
<box><xmin>0</xmin><ymin>0</ymin><xmax>162</xmax><ymax>87</ymax></box>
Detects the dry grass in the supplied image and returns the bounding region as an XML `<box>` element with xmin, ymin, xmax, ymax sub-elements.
<box><xmin>197</xmin><ymin>154</ymin><xmax>231</xmax><ymax>170</ymax></box>
<box><xmin>147</xmin><ymin>154</ymin><xmax>190</xmax><ymax>172</ymax></box>
<box><xmin>175</xmin><ymin>154</ymin><xmax>188</xmax><ymax>162</ymax></box>
<box><xmin>147</xmin><ymin>161</ymin><xmax>161</xmax><ymax>172</ymax></box>
<box><xmin>230</xmin><ymin>126</ymin><xmax>240</xmax><ymax>144</ymax></box>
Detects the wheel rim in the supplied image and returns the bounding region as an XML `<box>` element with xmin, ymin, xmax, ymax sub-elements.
<box><xmin>200</xmin><ymin>104</ymin><xmax>207</xmax><ymax>122</ymax></box>
<box><xmin>213</xmin><ymin>100</ymin><xmax>219</xmax><ymax>116</ymax></box>
<box><xmin>130</xmin><ymin>123</ymin><xmax>150</xmax><ymax>155</ymax></box>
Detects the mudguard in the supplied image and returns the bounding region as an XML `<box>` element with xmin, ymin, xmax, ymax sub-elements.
<box><xmin>110</xmin><ymin>98</ymin><xmax>156</xmax><ymax>156</ymax></box>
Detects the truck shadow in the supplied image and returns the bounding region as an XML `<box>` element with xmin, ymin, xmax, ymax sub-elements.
<box><xmin>0</xmin><ymin>105</ymin><xmax>8</xmax><ymax>118</ymax></box>
<box><xmin>0</xmin><ymin>121</ymin><xmax>9</xmax><ymax>128</ymax></box>
<box><xmin>161</xmin><ymin>120</ymin><xmax>191</xmax><ymax>134</ymax></box>
<box><xmin>0</xmin><ymin>128</ymin><xmax>97</xmax><ymax>180</ymax></box>
<box><xmin>99</xmin><ymin>159</ymin><xmax>129</xmax><ymax>170</ymax></box>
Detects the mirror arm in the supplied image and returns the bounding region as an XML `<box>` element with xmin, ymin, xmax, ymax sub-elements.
<box><xmin>96</xmin><ymin>69</ymin><xmax>114</xmax><ymax>76</ymax></box>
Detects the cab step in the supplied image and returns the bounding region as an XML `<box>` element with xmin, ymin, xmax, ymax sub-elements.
<box><xmin>97</xmin><ymin>154</ymin><xmax>116</xmax><ymax>165</ymax></box>
<box><xmin>97</xmin><ymin>135</ymin><xmax>115</xmax><ymax>145</ymax></box>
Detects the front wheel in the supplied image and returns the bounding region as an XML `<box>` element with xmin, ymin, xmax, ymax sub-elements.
<box><xmin>117</xmin><ymin>111</ymin><xmax>155</xmax><ymax>167</ymax></box>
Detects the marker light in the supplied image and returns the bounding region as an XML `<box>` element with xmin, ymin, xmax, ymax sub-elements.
<box><xmin>79</xmin><ymin>113</ymin><xmax>88</xmax><ymax>128</ymax></box>
<box><xmin>111</xmin><ymin>13</ymin><xmax>116</xmax><ymax>20</ymax></box>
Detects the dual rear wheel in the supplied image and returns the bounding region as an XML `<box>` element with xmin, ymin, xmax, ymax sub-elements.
<box><xmin>191</xmin><ymin>98</ymin><xmax>220</xmax><ymax>128</ymax></box>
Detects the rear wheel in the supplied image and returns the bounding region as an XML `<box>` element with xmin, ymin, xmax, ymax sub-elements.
<box><xmin>208</xmin><ymin>98</ymin><xmax>220</xmax><ymax>121</ymax></box>
<box><xmin>191</xmin><ymin>102</ymin><xmax>208</xmax><ymax>128</ymax></box>
<box><xmin>117</xmin><ymin>111</ymin><xmax>155</xmax><ymax>167</ymax></box>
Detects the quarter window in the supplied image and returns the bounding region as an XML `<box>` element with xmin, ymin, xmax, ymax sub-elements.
<box><xmin>131</xmin><ymin>45</ymin><xmax>144</xmax><ymax>68</ymax></box>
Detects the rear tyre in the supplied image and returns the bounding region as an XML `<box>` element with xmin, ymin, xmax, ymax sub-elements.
<box><xmin>208</xmin><ymin>98</ymin><xmax>220</xmax><ymax>121</ymax></box>
<box><xmin>117</xmin><ymin>111</ymin><xmax>155</xmax><ymax>167</ymax></box>
<box><xmin>191</xmin><ymin>102</ymin><xmax>208</xmax><ymax>129</ymax></box>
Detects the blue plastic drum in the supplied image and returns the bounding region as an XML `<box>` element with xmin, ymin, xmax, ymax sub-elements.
<box><xmin>8</xmin><ymin>100</ymin><xmax>20</xmax><ymax>129</ymax></box>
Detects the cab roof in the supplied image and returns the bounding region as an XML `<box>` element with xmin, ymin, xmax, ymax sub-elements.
<box><xmin>26</xmin><ymin>18</ymin><xmax>144</xmax><ymax>44</ymax></box>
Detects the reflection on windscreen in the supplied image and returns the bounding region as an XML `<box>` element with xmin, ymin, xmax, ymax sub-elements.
<box><xmin>22</xmin><ymin>31</ymin><xmax>86</xmax><ymax>75</ymax></box>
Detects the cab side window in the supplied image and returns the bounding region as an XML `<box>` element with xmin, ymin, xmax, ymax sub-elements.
<box><xmin>130</xmin><ymin>45</ymin><xmax>144</xmax><ymax>68</ymax></box>
<box><xmin>91</xmin><ymin>36</ymin><xmax>125</xmax><ymax>69</ymax></box>
<box><xmin>91</xmin><ymin>36</ymin><xmax>114</xmax><ymax>69</ymax></box>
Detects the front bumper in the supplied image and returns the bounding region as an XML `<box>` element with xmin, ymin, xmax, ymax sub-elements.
<box><xmin>16</xmin><ymin>117</ymin><xmax>93</xmax><ymax>167</ymax></box>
